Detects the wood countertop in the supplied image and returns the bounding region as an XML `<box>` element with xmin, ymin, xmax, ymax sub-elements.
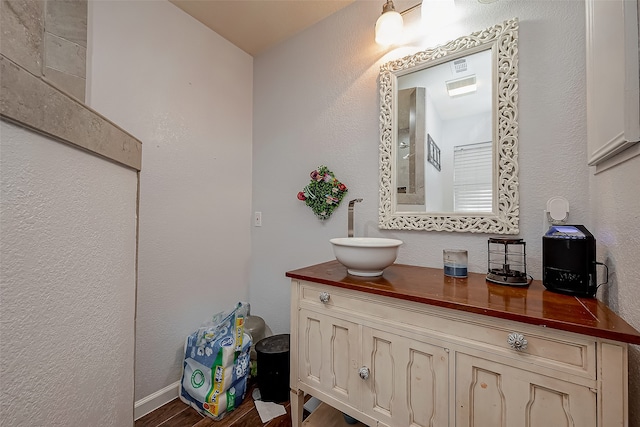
<box><xmin>286</xmin><ymin>260</ymin><xmax>640</xmax><ymax>345</ymax></box>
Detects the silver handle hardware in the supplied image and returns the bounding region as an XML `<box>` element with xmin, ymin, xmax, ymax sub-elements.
<box><xmin>359</xmin><ymin>366</ymin><xmax>370</xmax><ymax>380</ymax></box>
<box><xmin>319</xmin><ymin>292</ymin><xmax>330</xmax><ymax>304</ymax></box>
<box><xmin>507</xmin><ymin>332</ymin><xmax>528</xmax><ymax>351</ymax></box>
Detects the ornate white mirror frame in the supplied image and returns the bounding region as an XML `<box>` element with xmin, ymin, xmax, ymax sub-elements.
<box><xmin>379</xmin><ymin>18</ymin><xmax>519</xmax><ymax>233</ymax></box>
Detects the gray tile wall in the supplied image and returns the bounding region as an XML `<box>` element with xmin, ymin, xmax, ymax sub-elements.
<box><xmin>0</xmin><ymin>0</ymin><xmax>141</xmax><ymax>170</ymax></box>
<box><xmin>0</xmin><ymin>0</ymin><xmax>45</xmax><ymax>77</ymax></box>
<box><xmin>44</xmin><ymin>0</ymin><xmax>87</xmax><ymax>101</ymax></box>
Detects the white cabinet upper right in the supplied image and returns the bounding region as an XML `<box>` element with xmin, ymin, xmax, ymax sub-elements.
<box><xmin>585</xmin><ymin>0</ymin><xmax>640</xmax><ymax>165</ymax></box>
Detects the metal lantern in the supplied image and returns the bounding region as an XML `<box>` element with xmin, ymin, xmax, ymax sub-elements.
<box><xmin>487</xmin><ymin>238</ymin><xmax>529</xmax><ymax>286</ymax></box>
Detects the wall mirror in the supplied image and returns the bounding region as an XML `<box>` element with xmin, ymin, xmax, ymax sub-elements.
<box><xmin>379</xmin><ymin>18</ymin><xmax>519</xmax><ymax>233</ymax></box>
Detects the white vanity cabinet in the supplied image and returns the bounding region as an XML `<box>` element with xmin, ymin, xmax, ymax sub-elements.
<box><xmin>287</xmin><ymin>261</ymin><xmax>640</xmax><ymax>427</ymax></box>
<box><xmin>294</xmin><ymin>282</ymin><xmax>449</xmax><ymax>427</ymax></box>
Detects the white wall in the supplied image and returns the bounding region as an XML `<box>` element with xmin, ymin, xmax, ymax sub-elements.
<box><xmin>425</xmin><ymin>90</ymin><xmax>444</xmax><ymax>211</ymax></box>
<box><xmin>0</xmin><ymin>121</ymin><xmax>137</xmax><ymax>426</ymax></box>
<box><xmin>87</xmin><ymin>0</ymin><xmax>253</xmax><ymax>401</ymax></box>
<box><xmin>590</xmin><ymin>153</ymin><xmax>640</xmax><ymax>424</ymax></box>
<box><xmin>251</xmin><ymin>0</ymin><xmax>588</xmax><ymax>335</ymax></box>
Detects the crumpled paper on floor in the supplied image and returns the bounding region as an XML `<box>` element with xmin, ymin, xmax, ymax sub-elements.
<box><xmin>254</xmin><ymin>400</ymin><xmax>287</xmax><ymax>423</ymax></box>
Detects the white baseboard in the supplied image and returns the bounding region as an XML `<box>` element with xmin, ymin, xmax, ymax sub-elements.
<box><xmin>134</xmin><ymin>381</ymin><xmax>180</xmax><ymax>420</ymax></box>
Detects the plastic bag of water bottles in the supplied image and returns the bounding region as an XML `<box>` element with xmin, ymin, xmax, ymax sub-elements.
<box><xmin>179</xmin><ymin>302</ymin><xmax>251</xmax><ymax>420</ymax></box>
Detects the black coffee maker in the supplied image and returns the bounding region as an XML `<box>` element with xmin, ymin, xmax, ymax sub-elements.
<box><xmin>542</xmin><ymin>225</ymin><xmax>597</xmax><ymax>297</ymax></box>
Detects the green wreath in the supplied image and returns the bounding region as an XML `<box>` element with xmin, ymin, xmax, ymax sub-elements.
<box><xmin>297</xmin><ymin>166</ymin><xmax>348</xmax><ymax>220</ymax></box>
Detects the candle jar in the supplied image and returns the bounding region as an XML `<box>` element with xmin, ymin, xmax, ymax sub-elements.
<box><xmin>443</xmin><ymin>249</ymin><xmax>468</xmax><ymax>278</ymax></box>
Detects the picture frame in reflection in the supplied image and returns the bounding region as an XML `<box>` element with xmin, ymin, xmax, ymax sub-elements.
<box><xmin>427</xmin><ymin>134</ymin><xmax>441</xmax><ymax>171</ymax></box>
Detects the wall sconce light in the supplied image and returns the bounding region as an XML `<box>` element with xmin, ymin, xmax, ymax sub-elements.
<box><xmin>375</xmin><ymin>0</ymin><xmax>404</xmax><ymax>46</ymax></box>
<box><xmin>375</xmin><ymin>0</ymin><xmax>458</xmax><ymax>46</ymax></box>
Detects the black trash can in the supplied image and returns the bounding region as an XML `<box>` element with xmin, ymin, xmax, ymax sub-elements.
<box><xmin>255</xmin><ymin>334</ymin><xmax>290</xmax><ymax>403</ymax></box>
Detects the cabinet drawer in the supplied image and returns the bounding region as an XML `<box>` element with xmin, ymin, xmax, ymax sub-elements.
<box><xmin>447</xmin><ymin>318</ymin><xmax>596</xmax><ymax>380</ymax></box>
<box><xmin>297</xmin><ymin>281</ymin><xmax>596</xmax><ymax>379</ymax></box>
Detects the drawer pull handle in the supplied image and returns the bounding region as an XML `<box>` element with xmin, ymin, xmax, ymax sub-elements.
<box><xmin>507</xmin><ymin>332</ymin><xmax>528</xmax><ymax>351</ymax></box>
<box><xmin>359</xmin><ymin>366</ymin><xmax>370</xmax><ymax>380</ymax></box>
<box><xmin>319</xmin><ymin>292</ymin><xmax>330</xmax><ymax>304</ymax></box>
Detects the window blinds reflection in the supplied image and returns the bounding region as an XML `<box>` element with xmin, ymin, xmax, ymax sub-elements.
<box><xmin>453</xmin><ymin>142</ymin><xmax>493</xmax><ymax>212</ymax></box>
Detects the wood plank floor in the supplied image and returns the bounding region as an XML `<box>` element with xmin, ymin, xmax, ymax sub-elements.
<box><xmin>135</xmin><ymin>384</ymin><xmax>298</xmax><ymax>427</ymax></box>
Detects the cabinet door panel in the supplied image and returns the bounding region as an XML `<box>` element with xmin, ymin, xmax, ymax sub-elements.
<box><xmin>465</xmin><ymin>366</ymin><xmax>509</xmax><ymax>426</ymax></box>
<box><xmin>456</xmin><ymin>353</ymin><xmax>596</xmax><ymax>427</ymax></box>
<box><xmin>362</xmin><ymin>328</ymin><xmax>449</xmax><ymax>427</ymax></box>
<box><xmin>300</xmin><ymin>315</ymin><xmax>322</xmax><ymax>384</ymax></box>
<box><xmin>406</xmin><ymin>345</ymin><xmax>447</xmax><ymax>427</ymax></box>
<box><xmin>297</xmin><ymin>309</ymin><xmax>361</xmax><ymax>408</ymax></box>
<box><xmin>370</xmin><ymin>335</ymin><xmax>394</xmax><ymax>416</ymax></box>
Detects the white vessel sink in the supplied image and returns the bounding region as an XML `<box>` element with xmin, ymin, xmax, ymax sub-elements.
<box><xmin>330</xmin><ymin>237</ymin><xmax>403</xmax><ymax>277</ymax></box>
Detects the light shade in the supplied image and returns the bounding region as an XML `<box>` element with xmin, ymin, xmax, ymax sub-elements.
<box><xmin>375</xmin><ymin>1</ymin><xmax>403</xmax><ymax>46</ymax></box>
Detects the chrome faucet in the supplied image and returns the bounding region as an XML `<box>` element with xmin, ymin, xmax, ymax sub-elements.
<box><xmin>348</xmin><ymin>198</ymin><xmax>363</xmax><ymax>238</ymax></box>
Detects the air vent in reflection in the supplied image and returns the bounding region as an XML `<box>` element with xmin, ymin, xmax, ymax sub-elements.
<box><xmin>450</xmin><ymin>58</ymin><xmax>468</xmax><ymax>74</ymax></box>
<box><xmin>446</xmin><ymin>75</ymin><xmax>477</xmax><ymax>97</ymax></box>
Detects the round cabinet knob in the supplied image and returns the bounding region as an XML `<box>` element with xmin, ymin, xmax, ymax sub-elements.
<box><xmin>359</xmin><ymin>366</ymin><xmax>370</xmax><ymax>380</ymax></box>
<box><xmin>507</xmin><ymin>332</ymin><xmax>528</xmax><ymax>351</ymax></box>
<box><xmin>319</xmin><ymin>292</ymin><xmax>330</xmax><ymax>304</ymax></box>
